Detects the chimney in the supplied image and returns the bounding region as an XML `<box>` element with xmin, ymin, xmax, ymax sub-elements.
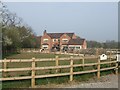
<box><xmin>43</xmin><ymin>30</ymin><xmax>47</xmax><ymax>35</ymax></box>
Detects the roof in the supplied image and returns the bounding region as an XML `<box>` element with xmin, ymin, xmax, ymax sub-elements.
<box><xmin>66</xmin><ymin>33</ymin><xmax>74</xmax><ymax>38</ymax></box>
<box><xmin>47</xmin><ymin>33</ymin><xmax>64</xmax><ymax>38</ymax></box>
<box><xmin>68</xmin><ymin>38</ymin><xmax>85</xmax><ymax>45</ymax></box>
<box><xmin>47</xmin><ymin>33</ymin><xmax>74</xmax><ymax>39</ymax></box>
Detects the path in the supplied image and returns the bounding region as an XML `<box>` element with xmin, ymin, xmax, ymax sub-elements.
<box><xmin>37</xmin><ymin>74</ymin><xmax>119</xmax><ymax>88</ymax></box>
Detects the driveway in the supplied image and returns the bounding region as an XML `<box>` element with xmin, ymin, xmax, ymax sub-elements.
<box><xmin>37</xmin><ymin>74</ymin><xmax>119</xmax><ymax>88</ymax></box>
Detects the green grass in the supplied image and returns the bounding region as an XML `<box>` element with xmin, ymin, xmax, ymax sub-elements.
<box><xmin>2</xmin><ymin>70</ymin><xmax>114</xmax><ymax>88</ymax></box>
<box><xmin>2</xmin><ymin>80</ymin><xmax>31</xmax><ymax>88</ymax></box>
<box><xmin>4</xmin><ymin>52</ymin><xmax>72</xmax><ymax>59</ymax></box>
<box><xmin>1</xmin><ymin>52</ymin><xmax>116</xmax><ymax>88</ymax></box>
<box><xmin>74</xmin><ymin>73</ymin><xmax>96</xmax><ymax>82</ymax></box>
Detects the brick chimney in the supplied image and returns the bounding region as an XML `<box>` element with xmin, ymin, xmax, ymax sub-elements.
<box><xmin>43</xmin><ymin>30</ymin><xmax>47</xmax><ymax>35</ymax></box>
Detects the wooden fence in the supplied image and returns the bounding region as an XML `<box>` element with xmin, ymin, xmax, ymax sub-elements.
<box><xmin>0</xmin><ymin>56</ymin><xmax>119</xmax><ymax>88</ymax></box>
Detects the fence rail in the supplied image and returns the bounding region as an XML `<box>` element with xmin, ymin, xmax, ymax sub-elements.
<box><xmin>0</xmin><ymin>55</ymin><xmax>119</xmax><ymax>88</ymax></box>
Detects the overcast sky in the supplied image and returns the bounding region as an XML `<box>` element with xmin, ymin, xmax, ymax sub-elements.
<box><xmin>5</xmin><ymin>2</ymin><xmax>118</xmax><ymax>42</ymax></box>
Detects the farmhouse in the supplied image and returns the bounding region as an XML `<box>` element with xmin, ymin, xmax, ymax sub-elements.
<box><xmin>41</xmin><ymin>30</ymin><xmax>87</xmax><ymax>51</ymax></box>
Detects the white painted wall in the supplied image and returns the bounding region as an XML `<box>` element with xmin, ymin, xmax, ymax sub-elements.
<box><xmin>68</xmin><ymin>45</ymin><xmax>82</xmax><ymax>49</ymax></box>
<box><xmin>42</xmin><ymin>45</ymin><xmax>48</xmax><ymax>49</ymax></box>
<box><xmin>116</xmin><ymin>54</ymin><xmax>120</xmax><ymax>62</ymax></box>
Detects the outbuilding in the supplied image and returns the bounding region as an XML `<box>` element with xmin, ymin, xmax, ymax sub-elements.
<box><xmin>100</xmin><ymin>54</ymin><xmax>107</xmax><ymax>60</ymax></box>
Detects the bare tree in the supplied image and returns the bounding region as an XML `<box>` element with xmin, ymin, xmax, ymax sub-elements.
<box><xmin>0</xmin><ymin>1</ymin><xmax>23</xmax><ymax>27</ymax></box>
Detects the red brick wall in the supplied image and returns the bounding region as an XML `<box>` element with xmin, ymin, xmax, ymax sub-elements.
<box><xmin>41</xmin><ymin>32</ymin><xmax>87</xmax><ymax>50</ymax></box>
<box><xmin>82</xmin><ymin>40</ymin><xmax>87</xmax><ymax>49</ymax></box>
<box><xmin>41</xmin><ymin>34</ymin><xmax>52</xmax><ymax>49</ymax></box>
<box><xmin>72</xmin><ymin>34</ymin><xmax>77</xmax><ymax>39</ymax></box>
<box><xmin>51</xmin><ymin>39</ymin><xmax>59</xmax><ymax>46</ymax></box>
<box><xmin>60</xmin><ymin>34</ymin><xmax>71</xmax><ymax>46</ymax></box>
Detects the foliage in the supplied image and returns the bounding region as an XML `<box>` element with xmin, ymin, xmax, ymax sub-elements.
<box><xmin>1</xmin><ymin>2</ymin><xmax>40</xmax><ymax>57</ymax></box>
<box><xmin>87</xmin><ymin>40</ymin><xmax>118</xmax><ymax>49</ymax></box>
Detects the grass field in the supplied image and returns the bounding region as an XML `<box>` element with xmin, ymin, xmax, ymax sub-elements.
<box><xmin>1</xmin><ymin>52</ymin><xmax>116</xmax><ymax>88</ymax></box>
<box><xmin>4</xmin><ymin>52</ymin><xmax>72</xmax><ymax>59</ymax></box>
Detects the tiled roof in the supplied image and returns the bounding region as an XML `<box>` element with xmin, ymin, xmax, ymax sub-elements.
<box><xmin>66</xmin><ymin>33</ymin><xmax>74</xmax><ymax>38</ymax></box>
<box><xmin>47</xmin><ymin>33</ymin><xmax>64</xmax><ymax>38</ymax></box>
<box><xmin>47</xmin><ymin>33</ymin><xmax>74</xmax><ymax>39</ymax></box>
<box><xmin>68</xmin><ymin>38</ymin><xmax>85</xmax><ymax>45</ymax></box>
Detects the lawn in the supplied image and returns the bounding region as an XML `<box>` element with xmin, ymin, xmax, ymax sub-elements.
<box><xmin>1</xmin><ymin>52</ymin><xmax>116</xmax><ymax>88</ymax></box>
<box><xmin>4</xmin><ymin>52</ymin><xmax>72</xmax><ymax>59</ymax></box>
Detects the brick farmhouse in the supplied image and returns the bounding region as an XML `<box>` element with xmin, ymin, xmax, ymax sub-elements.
<box><xmin>41</xmin><ymin>30</ymin><xmax>87</xmax><ymax>51</ymax></box>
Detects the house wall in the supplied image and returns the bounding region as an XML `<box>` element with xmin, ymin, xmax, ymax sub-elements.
<box><xmin>41</xmin><ymin>31</ymin><xmax>87</xmax><ymax>50</ymax></box>
<box><xmin>82</xmin><ymin>40</ymin><xmax>87</xmax><ymax>49</ymax></box>
<box><xmin>60</xmin><ymin>34</ymin><xmax>71</xmax><ymax>45</ymax></box>
<box><xmin>52</xmin><ymin>39</ymin><xmax>60</xmax><ymax>47</ymax></box>
<box><xmin>41</xmin><ymin>34</ymin><xmax>52</xmax><ymax>50</ymax></box>
<box><xmin>42</xmin><ymin>45</ymin><xmax>49</xmax><ymax>49</ymax></box>
<box><xmin>68</xmin><ymin>45</ymin><xmax>82</xmax><ymax>49</ymax></box>
<box><xmin>72</xmin><ymin>33</ymin><xmax>77</xmax><ymax>39</ymax></box>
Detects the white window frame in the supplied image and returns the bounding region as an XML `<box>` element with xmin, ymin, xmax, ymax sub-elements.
<box><xmin>43</xmin><ymin>39</ymin><xmax>48</xmax><ymax>42</ymax></box>
<box><xmin>42</xmin><ymin>45</ymin><xmax>48</xmax><ymax>49</ymax></box>
<box><xmin>68</xmin><ymin>45</ymin><xmax>82</xmax><ymax>50</ymax></box>
<box><xmin>62</xmin><ymin>38</ymin><xmax>68</xmax><ymax>42</ymax></box>
<box><xmin>53</xmin><ymin>39</ymin><xmax>57</xmax><ymax>42</ymax></box>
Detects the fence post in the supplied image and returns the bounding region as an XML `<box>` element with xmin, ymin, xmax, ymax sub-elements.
<box><xmin>31</xmin><ymin>57</ymin><xmax>35</xmax><ymax>88</ymax></box>
<box><xmin>115</xmin><ymin>62</ymin><xmax>118</xmax><ymax>75</ymax></box>
<box><xmin>70</xmin><ymin>56</ymin><xmax>73</xmax><ymax>81</ymax></box>
<box><xmin>4</xmin><ymin>58</ymin><xmax>7</xmax><ymax>70</ymax></box>
<box><xmin>4</xmin><ymin>58</ymin><xmax>7</xmax><ymax>77</ymax></box>
<box><xmin>78</xmin><ymin>50</ymin><xmax>80</xmax><ymax>56</ymax></box>
<box><xmin>109</xmin><ymin>50</ymin><xmax>112</xmax><ymax>66</ymax></box>
<box><xmin>55</xmin><ymin>56</ymin><xmax>59</xmax><ymax>73</ymax></box>
<box><xmin>82</xmin><ymin>54</ymin><xmax>85</xmax><ymax>68</ymax></box>
<box><xmin>96</xmin><ymin>49</ymin><xmax>100</xmax><ymax>79</ymax></box>
<box><xmin>97</xmin><ymin>59</ymin><xmax>100</xmax><ymax>79</ymax></box>
<box><xmin>96</xmin><ymin>49</ymin><xmax>98</xmax><ymax>59</ymax></box>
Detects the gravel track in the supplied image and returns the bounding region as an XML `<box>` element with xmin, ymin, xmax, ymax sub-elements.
<box><xmin>37</xmin><ymin>74</ymin><xmax>119</xmax><ymax>88</ymax></box>
<box><xmin>64</xmin><ymin>74</ymin><xmax>118</xmax><ymax>88</ymax></box>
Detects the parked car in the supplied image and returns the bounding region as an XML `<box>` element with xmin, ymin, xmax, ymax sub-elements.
<box><xmin>51</xmin><ymin>46</ymin><xmax>60</xmax><ymax>52</ymax></box>
<box><xmin>62</xmin><ymin>47</ymin><xmax>69</xmax><ymax>52</ymax></box>
<box><xmin>40</xmin><ymin>48</ymin><xmax>44</xmax><ymax>52</ymax></box>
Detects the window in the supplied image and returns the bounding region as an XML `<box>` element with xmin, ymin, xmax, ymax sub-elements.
<box><xmin>62</xmin><ymin>39</ymin><xmax>68</xmax><ymax>43</ymax></box>
<box><xmin>58</xmin><ymin>39</ymin><xmax>60</xmax><ymax>42</ymax></box>
<box><xmin>53</xmin><ymin>39</ymin><xmax>57</xmax><ymax>42</ymax></box>
<box><xmin>43</xmin><ymin>39</ymin><xmax>48</xmax><ymax>42</ymax></box>
<box><xmin>69</xmin><ymin>47</ymin><xmax>75</xmax><ymax>49</ymax></box>
<box><xmin>42</xmin><ymin>45</ymin><xmax>48</xmax><ymax>49</ymax></box>
<box><xmin>76</xmin><ymin>47</ymin><xmax>80</xmax><ymax>49</ymax></box>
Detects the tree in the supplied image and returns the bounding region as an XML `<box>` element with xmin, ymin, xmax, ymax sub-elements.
<box><xmin>0</xmin><ymin>2</ymin><xmax>39</xmax><ymax>57</ymax></box>
<box><xmin>87</xmin><ymin>40</ymin><xmax>102</xmax><ymax>48</ymax></box>
<box><xmin>87</xmin><ymin>40</ymin><xmax>118</xmax><ymax>49</ymax></box>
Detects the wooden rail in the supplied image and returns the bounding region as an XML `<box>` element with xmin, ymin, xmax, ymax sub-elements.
<box><xmin>0</xmin><ymin>56</ymin><xmax>118</xmax><ymax>88</ymax></box>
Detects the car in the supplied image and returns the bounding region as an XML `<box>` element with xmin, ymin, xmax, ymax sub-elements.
<box><xmin>51</xmin><ymin>46</ymin><xmax>60</xmax><ymax>52</ymax></box>
<box><xmin>40</xmin><ymin>48</ymin><xmax>44</xmax><ymax>52</ymax></box>
<box><xmin>62</xmin><ymin>47</ymin><xmax>69</xmax><ymax>52</ymax></box>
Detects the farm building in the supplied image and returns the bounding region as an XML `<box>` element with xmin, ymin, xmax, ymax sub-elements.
<box><xmin>41</xmin><ymin>30</ymin><xmax>87</xmax><ymax>51</ymax></box>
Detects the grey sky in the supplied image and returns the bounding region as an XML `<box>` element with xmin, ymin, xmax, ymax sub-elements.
<box><xmin>5</xmin><ymin>2</ymin><xmax>118</xmax><ymax>42</ymax></box>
